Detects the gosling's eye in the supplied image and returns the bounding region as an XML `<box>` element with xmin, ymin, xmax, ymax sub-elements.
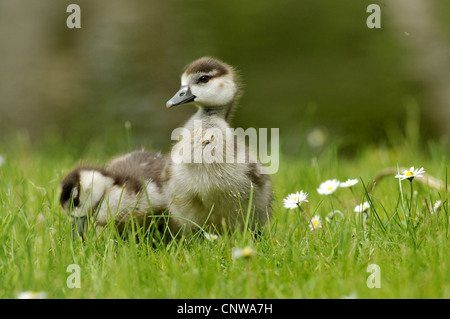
<box><xmin>72</xmin><ymin>197</ymin><xmax>80</xmax><ymax>208</ymax></box>
<box><xmin>198</xmin><ymin>75</ymin><xmax>210</xmax><ymax>84</ymax></box>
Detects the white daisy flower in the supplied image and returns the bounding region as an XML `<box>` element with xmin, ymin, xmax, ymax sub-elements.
<box><xmin>232</xmin><ymin>246</ymin><xmax>255</xmax><ymax>260</ymax></box>
<box><xmin>431</xmin><ymin>200</ymin><xmax>442</xmax><ymax>215</ymax></box>
<box><xmin>317</xmin><ymin>179</ymin><xmax>340</xmax><ymax>195</ymax></box>
<box><xmin>204</xmin><ymin>232</ymin><xmax>218</xmax><ymax>242</ymax></box>
<box><xmin>354</xmin><ymin>201</ymin><xmax>371</xmax><ymax>213</ymax></box>
<box><xmin>340</xmin><ymin>292</ymin><xmax>358</xmax><ymax>299</ymax></box>
<box><xmin>340</xmin><ymin>179</ymin><xmax>359</xmax><ymax>188</ymax></box>
<box><xmin>283</xmin><ymin>191</ymin><xmax>308</xmax><ymax>209</ymax></box>
<box><xmin>395</xmin><ymin>167</ymin><xmax>425</xmax><ymax>181</ymax></box>
<box><xmin>309</xmin><ymin>215</ymin><xmax>322</xmax><ymax>231</ymax></box>
<box><xmin>17</xmin><ymin>291</ymin><xmax>47</xmax><ymax>299</ymax></box>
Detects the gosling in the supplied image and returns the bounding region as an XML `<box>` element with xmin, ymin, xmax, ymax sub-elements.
<box><xmin>165</xmin><ymin>57</ymin><xmax>272</xmax><ymax>235</ymax></box>
<box><xmin>59</xmin><ymin>150</ymin><xmax>168</xmax><ymax>237</ymax></box>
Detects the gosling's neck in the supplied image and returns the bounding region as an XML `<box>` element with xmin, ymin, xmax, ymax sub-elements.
<box><xmin>181</xmin><ymin>101</ymin><xmax>236</xmax><ymax>137</ymax></box>
<box><xmin>191</xmin><ymin>102</ymin><xmax>234</xmax><ymax>123</ymax></box>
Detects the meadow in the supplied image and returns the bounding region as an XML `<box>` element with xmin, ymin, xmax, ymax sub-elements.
<box><xmin>0</xmin><ymin>122</ymin><xmax>449</xmax><ymax>299</ymax></box>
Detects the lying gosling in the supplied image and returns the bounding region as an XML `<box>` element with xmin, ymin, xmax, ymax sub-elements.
<box><xmin>59</xmin><ymin>150</ymin><xmax>168</xmax><ymax>237</ymax></box>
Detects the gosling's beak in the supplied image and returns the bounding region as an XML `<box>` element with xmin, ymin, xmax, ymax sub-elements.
<box><xmin>166</xmin><ymin>85</ymin><xmax>195</xmax><ymax>108</ymax></box>
<box><xmin>71</xmin><ymin>216</ymin><xmax>87</xmax><ymax>240</ymax></box>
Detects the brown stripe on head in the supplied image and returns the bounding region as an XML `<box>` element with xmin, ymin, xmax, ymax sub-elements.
<box><xmin>60</xmin><ymin>168</ymin><xmax>82</xmax><ymax>208</ymax></box>
<box><xmin>59</xmin><ymin>165</ymin><xmax>104</xmax><ymax>208</ymax></box>
<box><xmin>184</xmin><ymin>57</ymin><xmax>230</xmax><ymax>77</ymax></box>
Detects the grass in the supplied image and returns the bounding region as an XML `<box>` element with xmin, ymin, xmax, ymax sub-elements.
<box><xmin>0</xmin><ymin>128</ymin><xmax>449</xmax><ymax>299</ymax></box>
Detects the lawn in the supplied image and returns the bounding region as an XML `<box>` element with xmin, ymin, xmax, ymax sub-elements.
<box><xmin>0</xmin><ymin>128</ymin><xmax>449</xmax><ymax>299</ymax></box>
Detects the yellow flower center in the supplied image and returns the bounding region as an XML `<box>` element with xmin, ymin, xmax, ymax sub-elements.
<box><xmin>30</xmin><ymin>292</ymin><xmax>39</xmax><ymax>298</ymax></box>
<box><xmin>294</xmin><ymin>197</ymin><xmax>298</xmax><ymax>201</ymax></box>
<box><xmin>313</xmin><ymin>220</ymin><xmax>319</xmax><ymax>227</ymax></box>
<box><xmin>242</xmin><ymin>247</ymin><xmax>253</xmax><ymax>257</ymax></box>
<box><xmin>406</xmin><ymin>171</ymin><xmax>414</xmax><ymax>177</ymax></box>
<box><xmin>326</xmin><ymin>187</ymin><xmax>333</xmax><ymax>191</ymax></box>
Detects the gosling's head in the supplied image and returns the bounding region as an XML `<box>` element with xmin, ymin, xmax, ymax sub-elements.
<box><xmin>59</xmin><ymin>167</ymin><xmax>114</xmax><ymax>219</ymax></box>
<box><xmin>166</xmin><ymin>57</ymin><xmax>240</xmax><ymax>109</ymax></box>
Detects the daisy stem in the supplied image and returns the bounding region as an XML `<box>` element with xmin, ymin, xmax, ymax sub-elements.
<box><xmin>328</xmin><ymin>197</ymin><xmax>336</xmax><ymax>231</ymax></box>
<box><xmin>349</xmin><ymin>187</ymin><xmax>357</xmax><ymax>204</ymax></box>
<box><xmin>299</xmin><ymin>209</ymin><xmax>314</xmax><ymax>232</ymax></box>
<box><xmin>408</xmin><ymin>179</ymin><xmax>417</xmax><ymax>248</ymax></box>
<box><xmin>302</xmin><ymin>213</ymin><xmax>312</xmax><ymax>226</ymax></box>
<box><xmin>332</xmin><ymin>194</ymin><xmax>344</xmax><ymax>207</ymax></box>
<box><xmin>293</xmin><ymin>205</ymin><xmax>307</xmax><ymax>240</ymax></box>
<box><xmin>409</xmin><ymin>179</ymin><xmax>414</xmax><ymax>214</ymax></box>
<box><xmin>397</xmin><ymin>167</ymin><xmax>408</xmax><ymax>232</ymax></box>
<box><xmin>299</xmin><ymin>204</ymin><xmax>311</xmax><ymax>220</ymax></box>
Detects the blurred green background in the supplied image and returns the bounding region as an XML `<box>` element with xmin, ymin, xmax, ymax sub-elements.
<box><xmin>0</xmin><ymin>0</ymin><xmax>449</xmax><ymax>157</ymax></box>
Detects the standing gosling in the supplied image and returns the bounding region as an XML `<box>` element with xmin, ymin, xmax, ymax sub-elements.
<box><xmin>165</xmin><ymin>57</ymin><xmax>272</xmax><ymax>235</ymax></box>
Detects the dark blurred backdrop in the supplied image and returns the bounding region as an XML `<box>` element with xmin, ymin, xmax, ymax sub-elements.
<box><xmin>0</xmin><ymin>0</ymin><xmax>449</xmax><ymax>156</ymax></box>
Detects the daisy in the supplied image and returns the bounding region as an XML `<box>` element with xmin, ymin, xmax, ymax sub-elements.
<box><xmin>204</xmin><ymin>232</ymin><xmax>219</xmax><ymax>241</ymax></box>
<box><xmin>283</xmin><ymin>191</ymin><xmax>308</xmax><ymax>209</ymax></box>
<box><xmin>354</xmin><ymin>201</ymin><xmax>371</xmax><ymax>213</ymax></box>
<box><xmin>232</xmin><ymin>246</ymin><xmax>255</xmax><ymax>260</ymax></box>
<box><xmin>340</xmin><ymin>292</ymin><xmax>358</xmax><ymax>299</ymax></box>
<box><xmin>309</xmin><ymin>215</ymin><xmax>322</xmax><ymax>231</ymax></box>
<box><xmin>431</xmin><ymin>200</ymin><xmax>442</xmax><ymax>215</ymax></box>
<box><xmin>340</xmin><ymin>179</ymin><xmax>359</xmax><ymax>188</ymax></box>
<box><xmin>17</xmin><ymin>291</ymin><xmax>47</xmax><ymax>299</ymax></box>
<box><xmin>395</xmin><ymin>167</ymin><xmax>425</xmax><ymax>181</ymax></box>
<box><xmin>317</xmin><ymin>179</ymin><xmax>340</xmax><ymax>195</ymax></box>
